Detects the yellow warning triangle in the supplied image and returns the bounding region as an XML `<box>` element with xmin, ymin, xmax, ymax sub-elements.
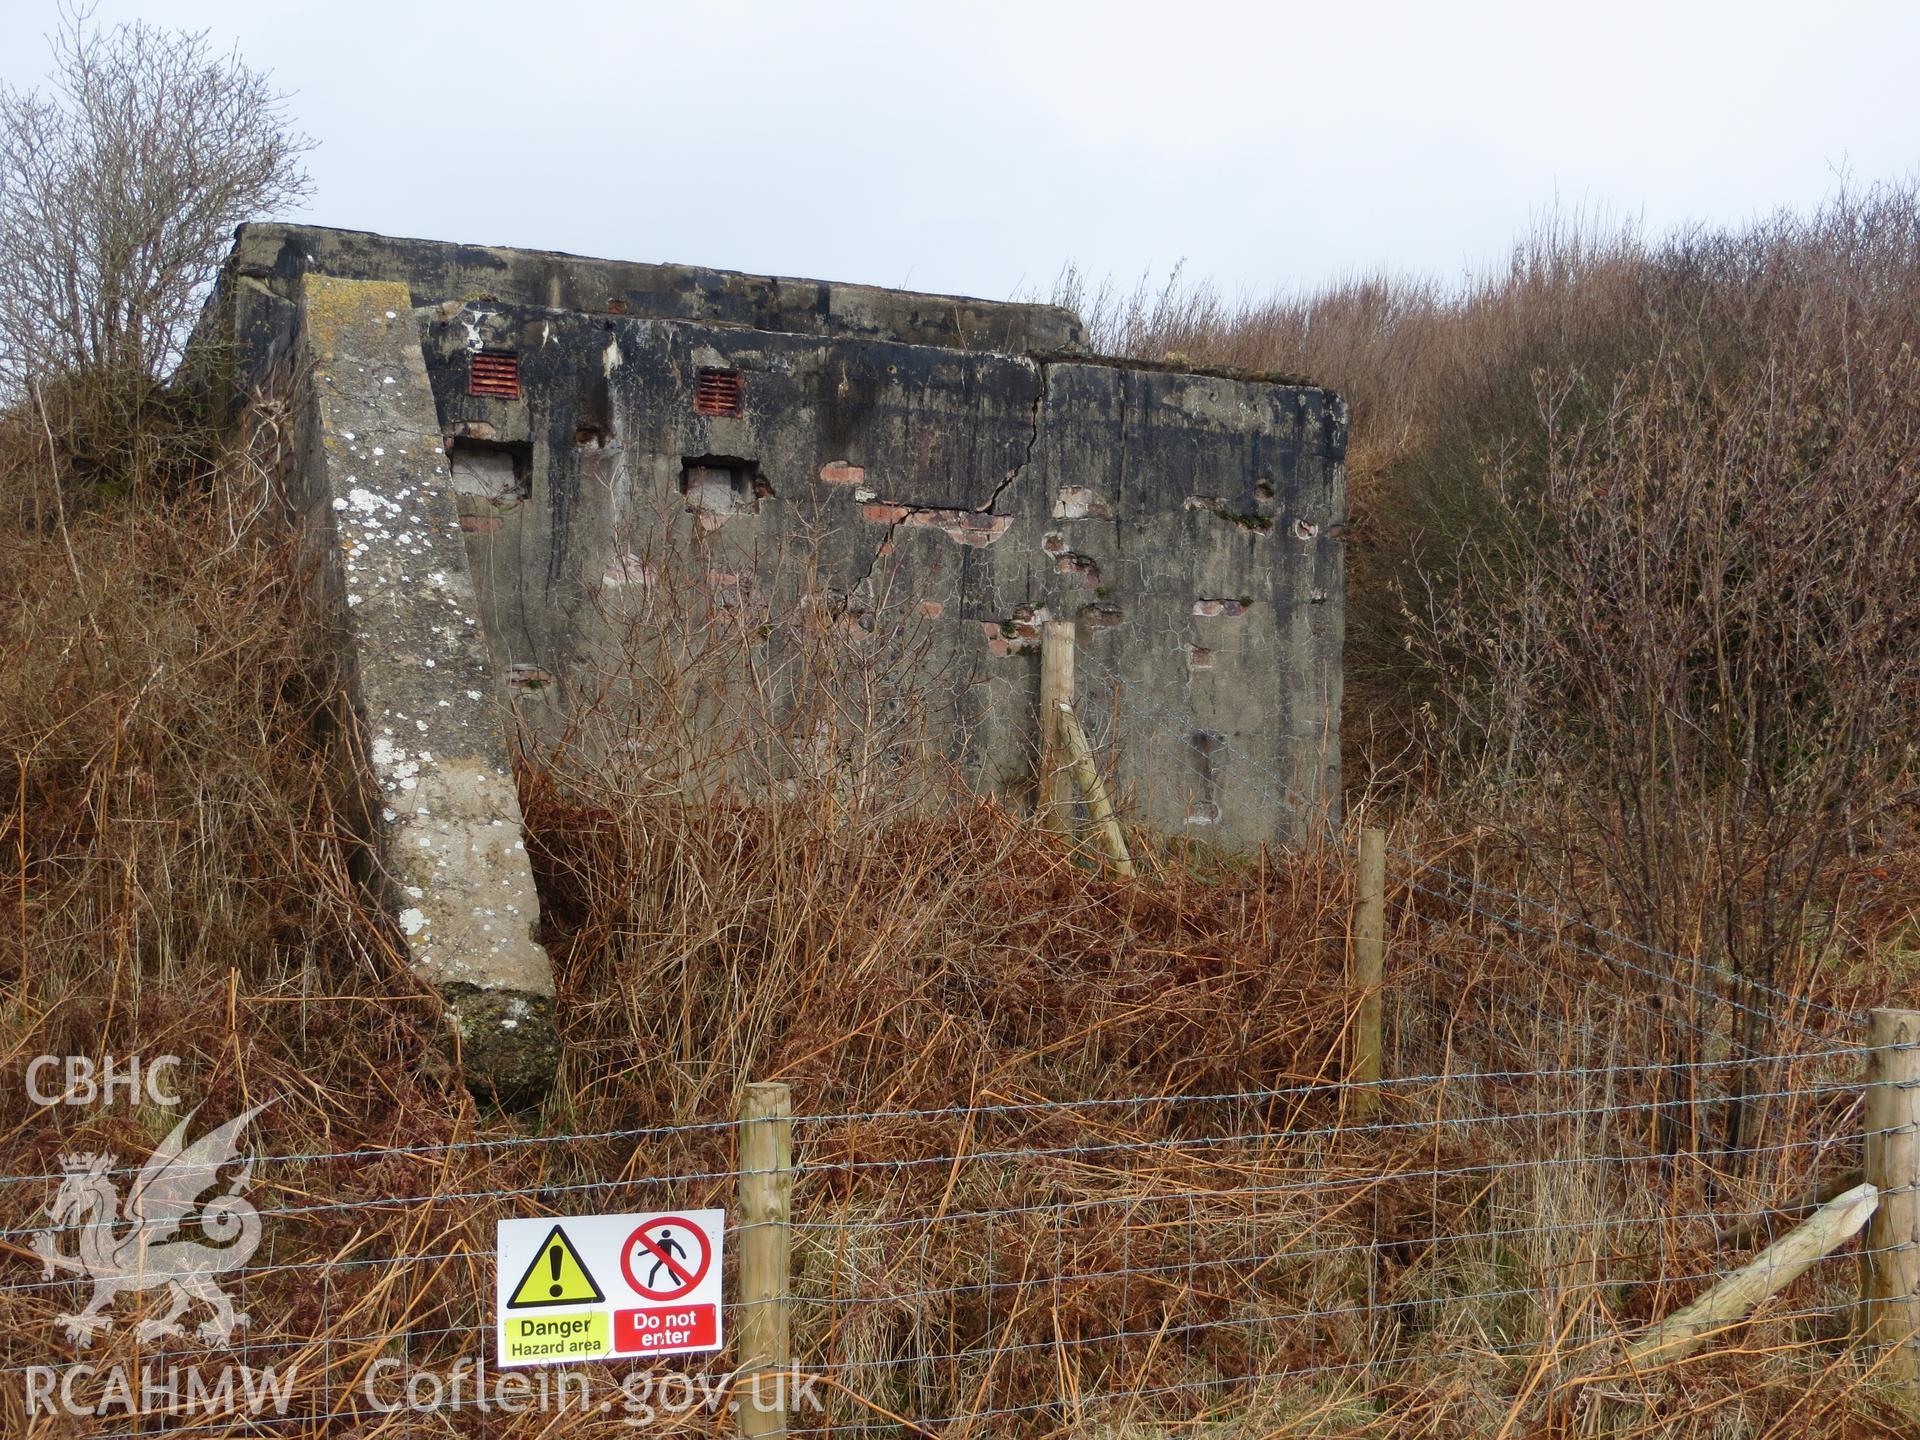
<box><xmin>506</xmin><ymin>1224</ymin><xmax>606</xmax><ymax>1309</ymax></box>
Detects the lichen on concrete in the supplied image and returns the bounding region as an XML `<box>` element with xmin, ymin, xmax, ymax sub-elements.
<box><xmin>297</xmin><ymin>274</ymin><xmax>557</xmax><ymax>1105</ymax></box>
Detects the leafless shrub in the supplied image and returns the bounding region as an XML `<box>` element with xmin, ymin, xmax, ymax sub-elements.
<box><xmin>1062</xmin><ymin>187</ymin><xmax>1920</xmax><ymax>1105</ymax></box>
<box><xmin>0</xmin><ymin>3</ymin><xmax>312</xmax><ymax>397</ymax></box>
<box><xmin>1402</xmin><ymin>295</ymin><xmax>1920</xmax><ymax>1146</ymax></box>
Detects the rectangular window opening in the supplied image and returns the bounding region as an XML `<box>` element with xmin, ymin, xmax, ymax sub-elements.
<box><xmin>449</xmin><ymin>438</ymin><xmax>532</xmax><ymax>503</ymax></box>
<box><xmin>679</xmin><ymin>454</ymin><xmax>768</xmax><ymax>517</ymax></box>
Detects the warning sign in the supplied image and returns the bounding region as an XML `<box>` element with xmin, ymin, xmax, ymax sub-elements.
<box><xmin>506</xmin><ymin>1224</ymin><xmax>606</xmax><ymax>1309</ymax></box>
<box><xmin>495</xmin><ymin>1209</ymin><xmax>724</xmax><ymax>1368</ymax></box>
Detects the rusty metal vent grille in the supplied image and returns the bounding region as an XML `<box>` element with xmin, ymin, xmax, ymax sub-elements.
<box><xmin>468</xmin><ymin>351</ymin><xmax>522</xmax><ymax>399</ymax></box>
<box><xmin>693</xmin><ymin>367</ymin><xmax>744</xmax><ymax>417</ymax></box>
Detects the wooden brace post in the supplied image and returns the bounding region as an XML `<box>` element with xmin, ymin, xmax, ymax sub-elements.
<box><xmin>1055</xmin><ymin>700</ymin><xmax>1134</xmax><ymax>877</ymax></box>
<box><xmin>1629</xmin><ymin>1182</ymin><xmax>1878</xmax><ymax>1364</ymax></box>
<box><xmin>1038</xmin><ymin>621</ymin><xmax>1075</xmax><ymax>835</ymax></box>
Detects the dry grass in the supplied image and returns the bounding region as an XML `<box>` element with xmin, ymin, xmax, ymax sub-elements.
<box><xmin>0</xmin><ymin>385</ymin><xmax>452</xmax><ymax>1138</ymax></box>
<box><xmin>0</xmin><ymin>452</ymin><xmax>1894</xmax><ymax>1436</ymax></box>
<box><xmin>0</xmin><ymin>196</ymin><xmax>1916</xmax><ymax>1437</ymax></box>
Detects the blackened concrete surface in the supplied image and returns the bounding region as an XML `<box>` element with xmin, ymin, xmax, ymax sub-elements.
<box><xmin>197</xmin><ymin>226</ymin><xmax>1345</xmax><ymax>1081</ymax></box>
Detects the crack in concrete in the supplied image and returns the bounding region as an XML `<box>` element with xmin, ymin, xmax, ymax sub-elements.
<box><xmin>984</xmin><ymin>358</ymin><xmax>1047</xmax><ymax>514</ymax></box>
<box><xmin>845</xmin><ymin>358</ymin><xmax>1046</xmax><ymax>599</ymax></box>
<box><xmin>851</xmin><ymin>514</ymin><xmax>902</xmax><ymax>600</ymax></box>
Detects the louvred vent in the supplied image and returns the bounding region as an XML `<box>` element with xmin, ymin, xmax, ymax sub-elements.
<box><xmin>693</xmin><ymin>367</ymin><xmax>744</xmax><ymax>417</ymax></box>
<box><xmin>468</xmin><ymin>351</ymin><xmax>522</xmax><ymax>399</ymax></box>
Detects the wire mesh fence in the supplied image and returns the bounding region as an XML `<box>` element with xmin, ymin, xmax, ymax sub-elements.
<box><xmin>3</xmin><ymin>615</ymin><xmax>1909</xmax><ymax>1437</ymax></box>
<box><xmin>0</xmin><ymin>1009</ymin><xmax>1903</xmax><ymax>1437</ymax></box>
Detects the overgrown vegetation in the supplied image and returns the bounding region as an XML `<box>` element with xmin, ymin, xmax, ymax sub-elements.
<box><xmin>1</xmin><ymin>7</ymin><xmax>1917</xmax><ymax>1424</ymax></box>
<box><xmin>4</xmin><ymin>456</ymin><xmax>1907</xmax><ymax>1434</ymax></box>
<box><xmin>1058</xmin><ymin>182</ymin><xmax>1920</xmax><ymax>1091</ymax></box>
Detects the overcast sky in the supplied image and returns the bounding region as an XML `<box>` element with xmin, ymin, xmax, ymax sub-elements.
<box><xmin>3</xmin><ymin>0</ymin><xmax>1916</xmax><ymax>307</ymax></box>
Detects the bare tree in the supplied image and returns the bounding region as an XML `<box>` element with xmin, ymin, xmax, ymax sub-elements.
<box><xmin>0</xmin><ymin>4</ymin><xmax>312</xmax><ymax>397</ymax></box>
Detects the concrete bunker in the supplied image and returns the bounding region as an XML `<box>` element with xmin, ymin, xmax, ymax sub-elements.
<box><xmin>196</xmin><ymin>223</ymin><xmax>1347</xmax><ymax>1100</ymax></box>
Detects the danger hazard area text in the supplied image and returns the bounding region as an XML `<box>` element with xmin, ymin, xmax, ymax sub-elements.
<box><xmin>495</xmin><ymin>1209</ymin><xmax>724</xmax><ymax>1368</ymax></box>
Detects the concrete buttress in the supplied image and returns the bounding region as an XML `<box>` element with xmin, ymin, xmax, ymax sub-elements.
<box><xmin>295</xmin><ymin>275</ymin><xmax>557</xmax><ymax>1103</ymax></box>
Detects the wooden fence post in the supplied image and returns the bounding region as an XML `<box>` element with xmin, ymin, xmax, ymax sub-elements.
<box><xmin>1863</xmin><ymin>1008</ymin><xmax>1920</xmax><ymax>1382</ymax></box>
<box><xmin>1039</xmin><ymin>621</ymin><xmax>1075</xmax><ymax>835</ymax></box>
<box><xmin>1352</xmin><ymin>827</ymin><xmax>1386</xmax><ymax>1124</ymax></box>
<box><xmin>738</xmin><ymin>1082</ymin><xmax>794</xmax><ymax>1438</ymax></box>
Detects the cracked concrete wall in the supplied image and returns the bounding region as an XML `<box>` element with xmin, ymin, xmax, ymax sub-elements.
<box><xmin>206</xmin><ymin>224</ymin><xmax>1345</xmax><ymax>854</ymax></box>
<box><xmin>418</xmin><ymin>309</ymin><xmax>1344</xmax><ymax>845</ymax></box>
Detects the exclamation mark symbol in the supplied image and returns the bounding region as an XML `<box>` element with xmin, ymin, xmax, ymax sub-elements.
<box><xmin>548</xmin><ymin>1241</ymin><xmax>563</xmax><ymax>1297</ymax></box>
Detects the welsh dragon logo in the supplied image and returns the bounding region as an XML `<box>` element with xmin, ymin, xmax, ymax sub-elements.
<box><xmin>31</xmin><ymin>1105</ymin><xmax>266</xmax><ymax>1347</ymax></box>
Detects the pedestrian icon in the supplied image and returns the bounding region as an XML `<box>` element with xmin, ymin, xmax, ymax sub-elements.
<box><xmin>644</xmin><ymin>1227</ymin><xmax>689</xmax><ymax>1288</ymax></box>
<box><xmin>505</xmin><ymin>1224</ymin><xmax>606</xmax><ymax>1309</ymax></box>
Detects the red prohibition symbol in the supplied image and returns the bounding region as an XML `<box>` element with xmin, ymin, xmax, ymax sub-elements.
<box><xmin>619</xmin><ymin>1215</ymin><xmax>712</xmax><ymax>1301</ymax></box>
